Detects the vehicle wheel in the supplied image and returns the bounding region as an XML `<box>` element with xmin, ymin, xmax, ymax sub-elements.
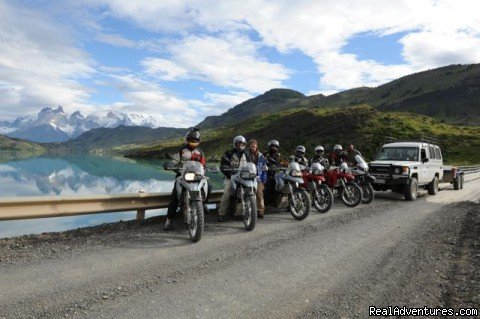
<box><xmin>428</xmin><ymin>176</ymin><xmax>439</xmax><ymax>195</ymax></box>
<box><xmin>404</xmin><ymin>178</ymin><xmax>418</xmax><ymax>201</ymax></box>
<box><xmin>361</xmin><ymin>182</ymin><xmax>375</xmax><ymax>204</ymax></box>
<box><xmin>289</xmin><ymin>188</ymin><xmax>311</xmax><ymax>220</ymax></box>
<box><xmin>243</xmin><ymin>194</ymin><xmax>257</xmax><ymax>231</ymax></box>
<box><xmin>453</xmin><ymin>176</ymin><xmax>460</xmax><ymax>190</ymax></box>
<box><xmin>341</xmin><ymin>182</ymin><xmax>362</xmax><ymax>207</ymax></box>
<box><xmin>313</xmin><ymin>184</ymin><xmax>334</xmax><ymax>213</ymax></box>
<box><xmin>188</xmin><ymin>201</ymin><xmax>204</xmax><ymax>242</ymax></box>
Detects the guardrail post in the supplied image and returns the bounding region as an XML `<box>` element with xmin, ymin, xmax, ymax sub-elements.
<box><xmin>136</xmin><ymin>209</ymin><xmax>145</xmax><ymax>221</ymax></box>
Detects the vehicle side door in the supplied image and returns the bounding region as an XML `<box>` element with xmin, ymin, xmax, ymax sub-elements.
<box><xmin>419</xmin><ymin>147</ymin><xmax>429</xmax><ymax>184</ymax></box>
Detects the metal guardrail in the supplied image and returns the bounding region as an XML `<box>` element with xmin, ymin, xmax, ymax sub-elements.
<box><xmin>0</xmin><ymin>191</ymin><xmax>224</xmax><ymax>222</ymax></box>
<box><xmin>459</xmin><ymin>165</ymin><xmax>480</xmax><ymax>174</ymax></box>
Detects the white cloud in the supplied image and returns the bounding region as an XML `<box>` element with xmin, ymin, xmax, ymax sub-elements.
<box><xmin>91</xmin><ymin>0</ymin><xmax>480</xmax><ymax>93</ymax></box>
<box><xmin>142</xmin><ymin>33</ymin><xmax>290</xmax><ymax>94</ymax></box>
<box><xmin>106</xmin><ymin>73</ymin><xmax>198</xmax><ymax>127</ymax></box>
<box><xmin>0</xmin><ymin>1</ymin><xmax>96</xmax><ymax>120</ymax></box>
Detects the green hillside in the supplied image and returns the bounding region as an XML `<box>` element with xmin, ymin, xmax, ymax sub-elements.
<box><xmin>0</xmin><ymin>134</ymin><xmax>45</xmax><ymax>152</ymax></box>
<box><xmin>126</xmin><ymin>105</ymin><xmax>480</xmax><ymax>165</ymax></box>
<box><xmin>50</xmin><ymin>125</ymin><xmax>187</xmax><ymax>153</ymax></box>
<box><xmin>198</xmin><ymin>64</ymin><xmax>480</xmax><ymax>129</ymax></box>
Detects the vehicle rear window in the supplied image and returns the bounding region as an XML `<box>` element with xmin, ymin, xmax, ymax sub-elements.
<box><xmin>376</xmin><ymin>147</ymin><xmax>419</xmax><ymax>161</ymax></box>
<box><xmin>435</xmin><ymin>147</ymin><xmax>442</xmax><ymax>159</ymax></box>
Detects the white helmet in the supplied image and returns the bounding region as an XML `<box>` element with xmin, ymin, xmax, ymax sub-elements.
<box><xmin>314</xmin><ymin>145</ymin><xmax>324</xmax><ymax>154</ymax></box>
<box><xmin>233</xmin><ymin>135</ymin><xmax>246</xmax><ymax>150</ymax></box>
<box><xmin>268</xmin><ymin>139</ymin><xmax>280</xmax><ymax>148</ymax></box>
<box><xmin>333</xmin><ymin>144</ymin><xmax>343</xmax><ymax>151</ymax></box>
<box><xmin>295</xmin><ymin>145</ymin><xmax>306</xmax><ymax>155</ymax></box>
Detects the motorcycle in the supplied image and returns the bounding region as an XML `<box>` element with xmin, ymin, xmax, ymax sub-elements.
<box><xmin>300</xmin><ymin>162</ymin><xmax>334</xmax><ymax>213</ymax></box>
<box><xmin>265</xmin><ymin>161</ymin><xmax>311</xmax><ymax>220</ymax></box>
<box><xmin>222</xmin><ymin>161</ymin><xmax>258</xmax><ymax>231</ymax></box>
<box><xmin>350</xmin><ymin>155</ymin><xmax>375</xmax><ymax>204</ymax></box>
<box><xmin>323</xmin><ymin>162</ymin><xmax>363</xmax><ymax>207</ymax></box>
<box><xmin>164</xmin><ymin>155</ymin><xmax>216</xmax><ymax>242</ymax></box>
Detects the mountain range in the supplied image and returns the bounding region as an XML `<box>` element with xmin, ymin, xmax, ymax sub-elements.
<box><xmin>0</xmin><ymin>106</ymin><xmax>163</xmax><ymax>143</ymax></box>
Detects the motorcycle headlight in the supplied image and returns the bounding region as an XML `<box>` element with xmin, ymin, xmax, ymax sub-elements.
<box><xmin>290</xmin><ymin>170</ymin><xmax>302</xmax><ymax>177</ymax></box>
<box><xmin>184</xmin><ymin>172</ymin><xmax>195</xmax><ymax>181</ymax></box>
<box><xmin>241</xmin><ymin>172</ymin><xmax>256</xmax><ymax>179</ymax></box>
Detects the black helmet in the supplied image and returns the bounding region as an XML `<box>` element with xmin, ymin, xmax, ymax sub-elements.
<box><xmin>268</xmin><ymin>139</ymin><xmax>280</xmax><ymax>148</ymax></box>
<box><xmin>233</xmin><ymin>135</ymin><xmax>246</xmax><ymax>151</ymax></box>
<box><xmin>185</xmin><ymin>128</ymin><xmax>200</xmax><ymax>149</ymax></box>
<box><xmin>186</xmin><ymin>128</ymin><xmax>200</xmax><ymax>142</ymax></box>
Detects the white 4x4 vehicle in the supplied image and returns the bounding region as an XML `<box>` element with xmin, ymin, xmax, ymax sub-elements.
<box><xmin>369</xmin><ymin>141</ymin><xmax>444</xmax><ymax>200</ymax></box>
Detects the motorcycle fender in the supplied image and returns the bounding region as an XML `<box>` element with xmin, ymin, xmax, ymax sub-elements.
<box><xmin>186</xmin><ymin>182</ymin><xmax>202</xmax><ymax>193</ymax></box>
<box><xmin>243</xmin><ymin>187</ymin><xmax>254</xmax><ymax>195</ymax></box>
<box><xmin>188</xmin><ymin>190</ymin><xmax>202</xmax><ymax>201</ymax></box>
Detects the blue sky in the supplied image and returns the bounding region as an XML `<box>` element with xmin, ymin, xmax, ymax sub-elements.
<box><xmin>1</xmin><ymin>0</ymin><xmax>479</xmax><ymax>127</ymax></box>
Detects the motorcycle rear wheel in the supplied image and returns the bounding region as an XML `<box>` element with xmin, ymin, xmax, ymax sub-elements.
<box><xmin>188</xmin><ymin>200</ymin><xmax>204</xmax><ymax>242</ymax></box>
<box><xmin>341</xmin><ymin>182</ymin><xmax>362</xmax><ymax>207</ymax></box>
<box><xmin>313</xmin><ymin>184</ymin><xmax>334</xmax><ymax>213</ymax></box>
<box><xmin>289</xmin><ymin>188</ymin><xmax>311</xmax><ymax>220</ymax></box>
<box><xmin>243</xmin><ymin>194</ymin><xmax>257</xmax><ymax>231</ymax></box>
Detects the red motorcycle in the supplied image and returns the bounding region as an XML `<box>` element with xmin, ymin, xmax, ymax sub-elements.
<box><xmin>300</xmin><ymin>162</ymin><xmax>334</xmax><ymax>213</ymax></box>
<box><xmin>323</xmin><ymin>163</ymin><xmax>363</xmax><ymax>207</ymax></box>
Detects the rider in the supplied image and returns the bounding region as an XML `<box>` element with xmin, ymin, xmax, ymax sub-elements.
<box><xmin>329</xmin><ymin>144</ymin><xmax>347</xmax><ymax>167</ymax></box>
<box><xmin>247</xmin><ymin>139</ymin><xmax>267</xmax><ymax>218</ymax></box>
<box><xmin>264</xmin><ymin>140</ymin><xmax>287</xmax><ymax>205</ymax></box>
<box><xmin>309</xmin><ymin>145</ymin><xmax>329</xmax><ymax>168</ymax></box>
<box><xmin>292</xmin><ymin>145</ymin><xmax>308</xmax><ymax>167</ymax></box>
<box><xmin>218</xmin><ymin>135</ymin><xmax>252</xmax><ymax>222</ymax></box>
<box><xmin>164</xmin><ymin>128</ymin><xmax>207</xmax><ymax>230</ymax></box>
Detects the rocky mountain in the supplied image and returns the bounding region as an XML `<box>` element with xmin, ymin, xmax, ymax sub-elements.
<box><xmin>1</xmin><ymin>106</ymin><xmax>164</xmax><ymax>143</ymax></box>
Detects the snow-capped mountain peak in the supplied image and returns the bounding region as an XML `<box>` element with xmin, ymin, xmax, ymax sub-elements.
<box><xmin>1</xmin><ymin>107</ymin><xmax>163</xmax><ymax>142</ymax></box>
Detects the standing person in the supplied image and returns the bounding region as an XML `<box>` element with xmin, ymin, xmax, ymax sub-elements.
<box><xmin>218</xmin><ymin>135</ymin><xmax>251</xmax><ymax>222</ymax></box>
<box><xmin>345</xmin><ymin>144</ymin><xmax>364</xmax><ymax>167</ymax></box>
<box><xmin>164</xmin><ymin>128</ymin><xmax>207</xmax><ymax>230</ymax></box>
<box><xmin>247</xmin><ymin>139</ymin><xmax>267</xmax><ymax>218</ymax></box>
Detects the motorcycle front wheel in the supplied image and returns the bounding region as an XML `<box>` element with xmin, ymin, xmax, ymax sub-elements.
<box><xmin>289</xmin><ymin>188</ymin><xmax>311</xmax><ymax>220</ymax></box>
<box><xmin>313</xmin><ymin>184</ymin><xmax>334</xmax><ymax>213</ymax></box>
<box><xmin>243</xmin><ymin>194</ymin><xmax>257</xmax><ymax>231</ymax></box>
<box><xmin>361</xmin><ymin>182</ymin><xmax>375</xmax><ymax>204</ymax></box>
<box><xmin>341</xmin><ymin>182</ymin><xmax>362</xmax><ymax>207</ymax></box>
<box><xmin>188</xmin><ymin>200</ymin><xmax>204</xmax><ymax>242</ymax></box>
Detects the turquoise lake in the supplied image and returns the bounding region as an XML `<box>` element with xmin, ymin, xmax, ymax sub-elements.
<box><xmin>0</xmin><ymin>153</ymin><xmax>224</xmax><ymax>238</ymax></box>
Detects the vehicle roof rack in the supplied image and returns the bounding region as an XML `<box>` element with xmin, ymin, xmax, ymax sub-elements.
<box><xmin>384</xmin><ymin>136</ymin><xmax>439</xmax><ymax>146</ymax></box>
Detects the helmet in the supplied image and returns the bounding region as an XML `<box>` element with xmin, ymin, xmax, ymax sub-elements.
<box><xmin>333</xmin><ymin>144</ymin><xmax>343</xmax><ymax>151</ymax></box>
<box><xmin>295</xmin><ymin>145</ymin><xmax>306</xmax><ymax>156</ymax></box>
<box><xmin>268</xmin><ymin>140</ymin><xmax>280</xmax><ymax>148</ymax></box>
<box><xmin>315</xmin><ymin>145</ymin><xmax>324</xmax><ymax>155</ymax></box>
<box><xmin>185</xmin><ymin>128</ymin><xmax>200</xmax><ymax>148</ymax></box>
<box><xmin>233</xmin><ymin>135</ymin><xmax>246</xmax><ymax>151</ymax></box>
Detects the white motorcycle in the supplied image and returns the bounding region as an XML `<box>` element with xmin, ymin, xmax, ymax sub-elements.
<box><xmin>223</xmin><ymin>161</ymin><xmax>258</xmax><ymax>231</ymax></box>
<box><xmin>164</xmin><ymin>156</ymin><xmax>215</xmax><ymax>242</ymax></box>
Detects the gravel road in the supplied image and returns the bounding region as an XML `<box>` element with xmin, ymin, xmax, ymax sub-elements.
<box><xmin>0</xmin><ymin>173</ymin><xmax>479</xmax><ymax>319</ymax></box>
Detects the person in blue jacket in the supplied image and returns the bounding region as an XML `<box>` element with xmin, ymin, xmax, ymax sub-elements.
<box><xmin>247</xmin><ymin>139</ymin><xmax>267</xmax><ymax>218</ymax></box>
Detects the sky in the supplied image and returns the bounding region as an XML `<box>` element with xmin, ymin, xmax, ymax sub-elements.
<box><xmin>0</xmin><ymin>0</ymin><xmax>480</xmax><ymax>127</ymax></box>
